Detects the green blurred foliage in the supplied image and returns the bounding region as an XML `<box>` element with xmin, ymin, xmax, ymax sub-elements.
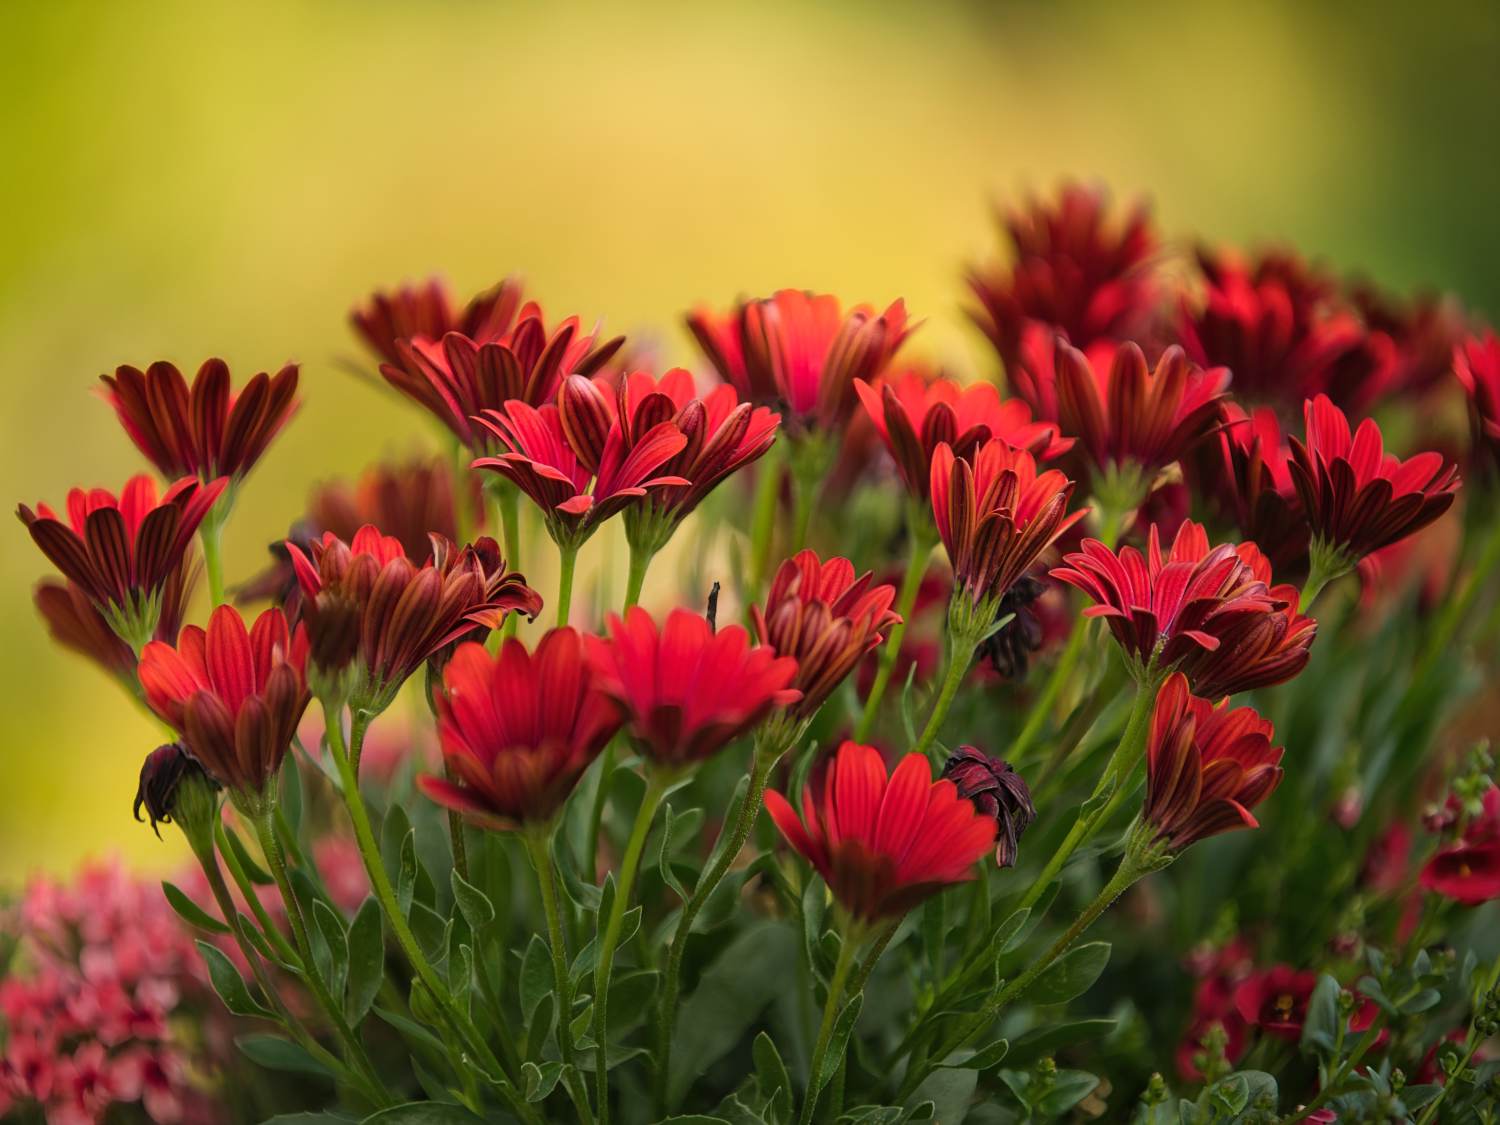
<box><xmin>0</xmin><ymin>0</ymin><xmax>1495</xmax><ymax>878</ymax></box>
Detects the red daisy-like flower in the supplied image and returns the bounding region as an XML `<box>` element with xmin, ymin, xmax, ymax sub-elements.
<box><xmin>854</xmin><ymin>370</ymin><xmax>1070</xmax><ymax>501</ymax></box>
<box><xmin>1455</xmin><ymin>331</ymin><xmax>1500</xmax><ymax>474</ymax></box>
<box><xmin>418</xmin><ymin>630</ymin><xmax>622</xmax><ymax>831</ymax></box>
<box><xmin>138</xmin><ymin>605</ymin><xmax>310</xmax><ymax>799</ymax></box>
<box><xmin>19</xmin><ymin>475</ymin><xmax>227</xmax><ymax>650</ymax></box>
<box><xmin>286</xmin><ymin>525</ymin><xmax>540</xmax><ymax>713</ymax></box>
<box><xmin>1287</xmin><ymin>394</ymin><xmax>1460</xmax><ymax>566</ymax></box>
<box><xmin>1233</xmin><ymin>965</ymin><xmax>1318</xmax><ymax>1042</ymax></box>
<box><xmin>1349</xmin><ymin>283</ymin><xmax>1467</xmax><ymax>399</ymax></box>
<box><xmin>687</xmin><ymin>289</ymin><xmax>912</xmax><ymax>433</ymax></box>
<box><xmin>99</xmin><ymin>359</ymin><xmax>299</xmax><ymax>485</ymax></box>
<box><xmin>764</xmin><ymin>740</ymin><xmax>998</xmax><ymax>922</ymax></box>
<box><xmin>472</xmin><ymin>393</ymin><xmax>690</xmax><ymax>549</ymax></box>
<box><xmin>587</xmin><ymin>607</ymin><xmax>800</xmax><ymax>767</ymax></box>
<box><xmin>1200</xmin><ymin>403</ymin><xmax>1309</xmax><ymax>572</ymax></box>
<box><xmin>930</xmin><ymin>438</ymin><xmax>1086</xmax><ymax>612</ymax></box>
<box><xmin>380</xmin><ymin>297</ymin><xmax>625</xmax><ymax>451</ymax></box>
<box><xmin>35</xmin><ymin>569</ymin><xmax>192</xmax><ymax>689</ymax></box>
<box><xmin>752</xmin><ymin>550</ymin><xmax>901</xmax><ymax>720</ymax></box>
<box><xmin>1052</xmin><ymin>521</ymin><xmax>1316</xmax><ymax>697</ymax></box>
<box><xmin>1420</xmin><ymin>786</ymin><xmax>1500</xmax><ymax>906</ymax></box>
<box><xmin>1143</xmin><ymin>673</ymin><xmax>1284</xmax><ymax>851</ymax></box>
<box><xmin>966</xmin><ymin>183</ymin><xmax>1161</xmax><ymax>371</ymax></box>
<box><xmin>350</xmin><ymin>277</ymin><xmax>525</xmax><ymax>367</ymax></box>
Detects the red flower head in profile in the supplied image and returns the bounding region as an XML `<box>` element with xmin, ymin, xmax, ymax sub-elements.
<box><xmin>1053</xmin><ymin>521</ymin><xmax>1316</xmax><ymax>697</ymax></box>
<box><xmin>1455</xmin><ymin>331</ymin><xmax>1500</xmax><ymax>475</ymax></box>
<box><xmin>138</xmin><ymin>605</ymin><xmax>309</xmax><ymax>804</ymax></box>
<box><xmin>967</xmin><ymin>183</ymin><xmax>1160</xmax><ymax>370</ymax></box>
<box><xmin>1233</xmin><ymin>965</ymin><xmax>1318</xmax><ymax>1041</ymax></box>
<box><xmin>380</xmin><ymin>293</ymin><xmax>625</xmax><ymax>451</ymax></box>
<box><xmin>764</xmin><ymin>741</ymin><xmax>997</xmax><ymax>923</ymax></box>
<box><xmin>34</xmin><ymin>571</ymin><xmax>192</xmax><ymax>690</ymax></box>
<box><xmin>1288</xmin><ymin>394</ymin><xmax>1460</xmax><ymax>575</ymax></box>
<box><xmin>930</xmin><ymin>438</ymin><xmax>1085</xmax><ymax>624</ymax></box>
<box><xmin>854</xmin><ymin>370</ymin><xmax>1070</xmax><ymax>502</ymax></box>
<box><xmin>418</xmin><ymin>630</ymin><xmax>622</xmax><ymax>831</ymax></box>
<box><xmin>19</xmin><ymin>475</ymin><xmax>227</xmax><ymax>650</ymax></box>
<box><xmin>473</xmin><ymin>394</ymin><xmax>689</xmax><ymax>551</ymax></box>
<box><xmin>940</xmin><ymin>747</ymin><xmax>1036</xmax><ymax>867</ymax></box>
<box><xmin>1142</xmin><ymin>673</ymin><xmax>1283</xmax><ymax>852</ymax></box>
<box><xmin>587</xmin><ymin>607</ymin><xmax>800</xmax><ymax>767</ymax></box>
<box><xmin>350</xmin><ymin>277</ymin><xmax>526</xmax><ymax>367</ymax></box>
<box><xmin>1420</xmin><ymin>786</ymin><xmax>1500</xmax><ymax>905</ymax></box>
<box><xmin>99</xmin><ymin>359</ymin><xmax>299</xmax><ymax>487</ymax></box>
<box><xmin>687</xmin><ymin>289</ymin><xmax>912</xmax><ymax>434</ymax></box>
<box><xmin>752</xmin><ymin>551</ymin><xmax>900</xmax><ymax>721</ymax></box>
<box><xmin>1199</xmin><ymin>404</ymin><xmax>1309</xmax><ymax>573</ymax></box>
<box><xmin>286</xmin><ymin>525</ymin><xmax>540</xmax><ymax>716</ymax></box>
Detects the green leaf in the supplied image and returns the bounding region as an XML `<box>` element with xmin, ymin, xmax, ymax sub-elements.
<box><xmin>360</xmin><ymin>1103</ymin><xmax>486</xmax><ymax>1123</ymax></box>
<box><xmin>312</xmin><ymin>900</ymin><xmax>349</xmax><ymax>997</ymax></box>
<box><xmin>812</xmin><ymin>994</ymin><xmax>862</xmax><ymax>1097</ymax></box>
<box><xmin>1003</xmin><ymin>1018</ymin><xmax>1116</xmax><ymax>1067</ymax></box>
<box><xmin>407</xmin><ymin>901</ymin><xmax>448</xmax><ymax>963</ymax></box>
<box><xmin>397</xmin><ymin>829</ymin><xmax>418</xmax><ymax>917</ymax></box>
<box><xmin>1035</xmin><ymin>1069</ymin><xmax>1098</xmax><ymax>1117</ymax></box>
<box><xmin>608</xmin><ymin>969</ymin><xmax>660</xmax><ymax>1030</ymax></box>
<box><xmin>1207</xmin><ymin>1073</ymin><xmax>1249</xmax><ymax>1116</ymax></box>
<box><xmin>449</xmin><ymin>868</ymin><xmax>494</xmax><ymax>931</ymax></box>
<box><xmin>951</xmin><ymin>1038</ymin><xmax>1008</xmax><ymax>1071</ymax></box>
<box><xmin>345</xmin><ymin>897</ymin><xmax>384</xmax><ymax>1024</ymax></box>
<box><xmin>1400</xmin><ymin>987</ymin><xmax>1442</xmax><ymax>1014</ymax></box>
<box><xmin>520</xmin><ymin>934</ymin><xmax>552</xmax><ymax>1023</ymax></box>
<box><xmin>1027</xmin><ymin>941</ymin><xmax>1111</xmax><ymax>1004</ymax></box>
<box><xmin>907</xmin><ymin>1066</ymin><xmax>976</xmax><ymax>1123</ymax></box>
<box><xmin>379</xmin><ymin>804</ymin><xmax>413</xmax><ymax>880</ymax></box>
<box><xmin>281</xmin><ymin>754</ymin><xmax>304</xmax><ymax>841</ymax></box>
<box><xmin>222</xmin><ymin>825</ymin><xmax>273</xmax><ymax>884</ymax></box>
<box><xmin>161</xmin><ymin>880</ymin><xmax>230</xmax><ymax>935</ymax></box>
<box><xmin>236</xmin><ymin>1033</ymin><xmax>332</xmax><ymax>1078</ymax></box>
<box><xmin>655</xmin><ymin>803</ymin><xmax>691</xmax><ymax>902</ymax></box>
<box><xmin>1300</xmin><ymin>973</ymin><xmax>1341</xmax><ymax>1056</ymax></box>
<box><xmin>196</xmin><ymin>940</ymin><xmax>271</xmax><ymax>1018</ymax></box>
<box><xmin>752</xmin><ymin>1030</ymin><xmax>792</xmax><ymax>1102</ymax></box>
<box><xmin>521</xmin><ymin>1060</ymin><xmax>563</xmax><ymax>1102</ymax></box>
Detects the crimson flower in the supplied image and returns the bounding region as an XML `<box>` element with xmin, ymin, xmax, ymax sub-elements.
<box><xmin>967</xmin><ymin>183</ymin><xmax>1160</xmax><ymax>370</ymax></box>
<box><xmin>1053</xmin><ymin>521</ymin><xmax>1316</xmax><ymax>696</ymax></box>
<box><xmin>1200</xmin><ymin>404</ymin><xmax>1309</xmax><ymax>572</ymax></box>
<box><xmin>418</xmin><ymin>631</ymin><xmax>622</xmax><ymax>831</ymax></box>
<box><xmin>687</xmin><ymin>289</ymin><xmax>912</xmax><ymax>433</ymax></box>
<box><xmin>100</xmin><ymin>359</ymin><xmax>299</xmax><ymax>485</ymax></box>
<box><xmin>930</xmin><ymin>438</ymin><xmax>1085</xmax><ymax>615</ymax></box>
<box><xmin>854</xmin><ymin>371</ymin><xmax>1069</xmax><ymax>501</ymax></box>
<box><xmin>138</xmin><ymin>605</ymin><xmax>310</xmax><ymax>801</ymax></box>
<box><xmin>764</xmin><ymin>741</ymin><xmax>997</xmax><ymax>922</ymax></box>
<box><xmin>351</xmin><ymin>276</ymin><xmax>525</xmax><ymax>366</ymax></box>
<box><xmin>287</xmin><ymin>525</ymin><xmax>540</xmax><ymax>713</ymax></box>
<box><xmin>752</xmin><ymin>551</ymin><xmax>900</xmax><ymax>720</ymax></box>
<box><xmin>34</xmin><ymin>571</ymin><xmax>192</xmax><ymax>689</ymax></box>
<box><xmin>1455</xmin><ymin>331</ymin><xmax>1500</xmax><ymax>474</ymax></box>
<box><xmin>1420</xmin><ymin>786</ymin><xmax>1500</xmax><ymax>905</ymax></box>
<box><xmin>940</xmin><ymin>747</ymin><xmax>1036</xmax><ymax>867</ymax></box>
<box><xmin>1142</xmin><ymin>673</ymin><xmax>1283</xmax><ymax>851</ymax></box>
<box><xmin>1288</xmin><ymin>394</ymin><xmax>1460</xmax><ymax>568</ymax></box>
<box><xmin>473</xmin><ymin>394</ymin><xmax>689</xmax><ymax>550</ymax></box>
<box><xmin>19</xmin><ymin>475</ymin><xmax>227</xmax><ymax>650</ymax></box>
<box><xmin>1233</xmin><ymin>965</ymin><xmax>1318</xmax><ymax>1041</ymax></box>
<box><xmin>380</xmin><ymin>298</ymin><xmax>625</xmax><ymax>451</ymax></box>
<box><xmin>1349</xmin><ymin>283</ymin><xmax>1466</xmax><ymax>398</ymax></box>
<box><xmin>587</xmin><ymin>607</ymin><xmax>799</xmax><ymax>767</ymax></box>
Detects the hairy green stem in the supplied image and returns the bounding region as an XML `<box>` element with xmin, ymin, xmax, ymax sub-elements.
<box><xmin>624</xmin><ymin>541</ymin><xmax>652</xmax><ymax>611</ymax></box>
<box><xmin>200</xmin><ymin>512</ymin><xmax>227</xmax><ymax>608</ymax></box>
<box><xmin>1009</xmin><ymin>613</ymin><xmax>1089</xmax><ymax>767</ymax></box>
<box><xmin>525</xmin><ymin>828</ymin><xmax>594</xmax><ymax>1125</ymax></box>
<box><xmin>854</xmin><ymin>509</ymin><xmax>934</xmax><ymax>742</ymax></box>
<box><xmin>914</xmin><ymin>607</ymin><xmax>979</xmax><ymax>761</ymax></box>
<box><xmin>799</xmin><ymin>923</ymin><xmax>861</xmax><ymax>1125</ymax></box>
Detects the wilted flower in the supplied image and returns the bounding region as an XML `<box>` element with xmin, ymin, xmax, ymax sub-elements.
<box><xmin>974</xmin><ymin>574</ymin><xmax>1055</xmax><ymax>680</ymax></box>
<box><xmin>1420</xmin><ymin>786</ymin><xmax>1500</xmax><ymax>905</ymax></box>
<box><xmin>419</xmin><ymin>631</ymin><xmax>622</xmax><ymax>830</ymax></box>
<box><xmin>764</xmin><ymin>741</ymin><xmax>998</xmax><ymax>922</ymax></box>
<box><xmin>350</xmin><ymin>276</ymin><xmax>525</xmax><ymax>366</ymax></box>
<box><xmin>587</xmin><ymin>607</ymin><xmax>800</xmax><ymax>766</ymax></box>
<box><xmin>1455</xmin><ymin>330</ymin><xmax>1500</xmax><ymax>474</ymax></box>
<box><xmin>752</xmin><ymin>550</ymin><xmax>900</xmax><ymax>719</ymax></box>
<box><xmin>940</xmin><ymin>746</ymin><xmax>1036</xmax><ymax>866</ymax></box>
<box><xmin>1233</xmin><ymin>965</ymin><xmax>1318</xmax><ymax>1041</ymax></box>
<box><xmin>19</xmin><ymin>475</ymin><xmax>226</xmax><ymax>651</ymax></box>
<box><xmin>99</xmin><ymin>359</ymin><xmax>299</xmax><ymax>485</ymax></box>
<box><xmin>133</xmin><ymin>743</ymin><xmax>217</xmax><ymax>839</ymax></box>
<box><xmin>1142</xmin><ymin>673</ymin><xmax>1283</xmax><ymax>851</ymax></box>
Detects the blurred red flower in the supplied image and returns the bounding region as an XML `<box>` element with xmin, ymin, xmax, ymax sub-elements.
<box><xmin>1420</xmin><ymin>786</ymin><xmax>1500</xmax><ymax>905</ymax></box>
<box><xmin>1233</xmin><ymin>965</ymin><xmax>1318</xmax><ymax>1041</ymax></box>
<box><xmin>350</xmin><ymin>276</ymin><xmax>525</xmax><ymax>366</ymax></box>
<box><xmin>1455</xmin><ymin>330</ymin><xmax>1500</xmax><ymax>474</ymax></box>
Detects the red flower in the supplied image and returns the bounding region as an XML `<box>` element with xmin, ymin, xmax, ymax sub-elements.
<box><xmin>1350</xmin><ymin>283</ymin><xmax>1466</xmax><ymax>398</ymax></box>
<box><xmin>1143</xmin><ymin>673</ymin><xmax>1283</xmax><ymax>851</ymax></box>
<box><xmin>687</xmin><ymin>289</ymin><xmax>912</xmax><ymax>433</ymax></box>
<box><xmin>1288</xmin><ymin>394</ymin><xmax>1460</xmax><ymax>566</ymax></box>
<box><xmin>350</xmin><ymin>276</ymin><xmax>525</xmax><ymax>366</ymax></box>
<box><xmin>1455</xmin><ymin>331</ymin><xmax>1500</xmax><ymax>473</ymax></box>
<box><xmin>286</xmin><ymin>525</ymin><xmax>540</xmax><ymax>712</ymax></box>
<box><xmin>930</xmin><ymin>438</ymin><xmax>1085</xmax><ymax>611</ymax></box>
<box><xmin>473</xmin><ymin>392</ymin><xmax>690</xmax><ymax>549</ymax></box>
<box><xmin>1200</xmin><ymin>404</ymin><xmax>1309</xmax><ymax>572</ymax></box>
<box><xmin>1051</xmin><ymin>339</ymin><xmax>1231</xmax><ymax>477</ymax></box>
<box><xmin>34</xmin><ymin>571</ymin><xmax>192</xmax><ymax>688</ymax></box>
<box><xmin>1053</xmin><ymin>521</ymin><xmax>1316</xmax><ymax>696</ymax></box>
<box><xmin>138</xmin><ymin>605</ymin><xmax>310</xmax><ymax>798</ymax></box>
<box><xmin>19</xmin><ymin>475</ymin><xmax>227</xmax><ymax>649</ymax></box>
<box><xmin>1234</xmin><ymin>965</ymin><xmax>1318</xmax><ymax>1041</ymax></box>
<box><xmin>587</xmin><ymin>607</ymin><xmax>799</xmax><ymax>767</ymax></box>
<box><xmin>763</xmin><ymin>741</ymin><xmax>997</xmax><ymax>922</ymax></box>
<box><xmin>854</xmin><ymin>370</ymin><xmax>1069</xmax><ymax>501</ymax></box>
<box><xmin>967</xmin><ymin>183</ymin><xmax>1160</xmax><ymax>369</ymax></box>
<box><xmin>752</xmin><ymin>551</ymin><xmax>900</xmax><ymax>720</ymax></box>
<box><xmin>380</xmin><ymin>298</ymin><xmax>625</xmax><ymax>451</ymax></box>
<box><xmin>939</xmin><ymin>747</ymin><xmax>1036</xmax><ymax>867</ymax></box>
<box><xmin>99</xmin><ymin>359</ymin><xmax>299</xmax><ymax>485</ymax></box>
<box><xmin>418</xmin><ymin>631</ymin><xmax>622</xmax><ymax>831</ymax></box>
<box><xmin>1420</xmin><ymin>787</ymin><xmax>1500</xmax><ymax>905</ymax></box>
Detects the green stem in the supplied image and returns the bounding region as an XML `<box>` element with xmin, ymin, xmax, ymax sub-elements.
<box><xmin>913</xmin><ymin>607</ymin><xmax>978</xmax><ymax>761</ymax></box>
<box><xmin>216</xmin><ymin>819</ymin><xmax>301</xmax><ymax>967</ymax></box>
<box><xmin>200</xmin><ymin>510</ymin><xmax>227</xmax><ymax>608</ymax></box>
<box><xmin>746</xmin><ymin>443</ymin><xmax>785</xmax><ymax>604</ymax></box>
<box><xmin>1412</xmin><ymin>509</ymin><xmax>1500</xmax><ymax>684</ymax></box>
<box><xmin>854</xmin><ymin>508</ymin><xmax>934</xmax><ymax>742</ymax></box>
<box><xmin>624</xmin><ymin>540</ymin><xmax>652</xmax><ymax>611</ymax></box>
<box><xmin>586</xmin><ymin>741</ymin><xmax>617</xmax><ymax>882</ymax></box>
<box><xmin>556</xmin><ymin>541</ymin><xmax>579</xmax><ymax>627</ymax></box>
<box><xmin>452</xmin><ymin>439</ymin><xmax>474</xmax><ymax>548</ymax></box>
<box><xmin>1298</xmin><ymin>544</ymin><xmax>1351</xmax><ymax>614</ymax></box>
<box><xmin>494</xmin><ymin>483</ymin><xmax>523</xmax><ymax>639</ymax></box>
<box><xmin>594</xmin><ymin>769</ymin><xmax>671</xmax><ymax>1125</ymax></box>
<box><xmin>1285</xmin><ymin>1017</ymin><xmax>1386</xmax><ymax>1124</ymax></box>
<box><xmin>1008</xmin><ymin>613</ymin><xmax>1088</xmax><ymax>767</ymax></box>
<box><xmin>848</xmin><ymin>919</ymin><xmax>900</xmax><ymax>999</ymax></box>
<box><xmin>798</xmin><ymin>922</ymin><xmax>861</xmax><ymax>1125</ymax></box>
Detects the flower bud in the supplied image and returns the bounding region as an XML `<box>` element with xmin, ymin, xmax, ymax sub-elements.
<box><xmin>134</xmin><ymin>743</ymin><xmax>219</xmax><ymax>849</ymax></box>
<box><xmin>940</xmin><ymin>746</ymin><xmax>1036</xmax><ymax>867</ymax></box>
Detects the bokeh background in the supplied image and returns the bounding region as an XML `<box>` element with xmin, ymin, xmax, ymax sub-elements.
<box><xmin>2</xmin><ymin>0</ymin><xmax>1497</xmax><ymax>880</ymax></box>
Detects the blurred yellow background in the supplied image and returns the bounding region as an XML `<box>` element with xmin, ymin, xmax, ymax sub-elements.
<box><xmin>2</xmin><ymin>0</ymin><xmax>1496</xmax><ymax>880</ymax></box>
